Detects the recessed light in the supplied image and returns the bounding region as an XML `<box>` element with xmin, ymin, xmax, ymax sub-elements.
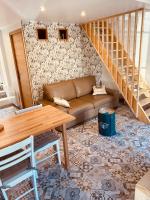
<box><xmin>81</xmin><ymin>11</ymin><xmax>86</xmax><ymax>17</ymax></box>
<box><xmin>40</xmin><ymin>6</ymin><xmax>45</xmax><ymax>12</ymax></box>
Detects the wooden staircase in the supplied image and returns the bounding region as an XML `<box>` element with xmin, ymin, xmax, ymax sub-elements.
<box><xmin>80</xmin><ymin>8</ymin><xmax>150</xmax><ymax>124</ymax></box>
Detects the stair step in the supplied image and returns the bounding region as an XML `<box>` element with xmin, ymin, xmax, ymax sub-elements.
<box><xmin>112</xmin><ymin>57</ymin><xmax>127</xmax><ymax>60</ymax></box>
<box><xmin>123</xmin><ymin>65</ymin><xmax>134</xmax><ymax>68</ymax></box>
<box><xmin>140</xmin><ymin>97</ymin><xmax>150</xmax><ymax>107</ymax></box>
<box><xmin>0</xmin><ymin>90</ymin><xmax>7</xmax><ymax>99</ymax></box>
<box><xmin>0</xmin><ymin>84</ymin><xmax>4</xmax><ymax>91</ymax></box>
<box><xmin>145</xmin><ymin>107</ymin><xmax>150</xmax><ymax>117</ymax></box>
<box><xmin>122</xmin><ymin>71</ymin><xmax>138</xmax><ymax>76</ymax></box>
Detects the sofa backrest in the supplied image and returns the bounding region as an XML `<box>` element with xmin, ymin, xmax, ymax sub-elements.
<box><xmin>43</xmin><ymin>76</ymin><xmax>96</xmax><ymax>101</ymax></box>
<box><xmin>73</xmin><ymin>76</ymin><xmax>96</xmax><ymax>97</ymax></box>
<box><xmin>43</xmin><ymin>80</ymin><xmax>77</xmax><ymax>101</ymax></box>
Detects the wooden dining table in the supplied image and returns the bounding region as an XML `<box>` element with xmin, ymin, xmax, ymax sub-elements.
<box><xmin>0</xmin><ymin>105</ymin><xmax>75</xmax><ymax>169</ymax></box>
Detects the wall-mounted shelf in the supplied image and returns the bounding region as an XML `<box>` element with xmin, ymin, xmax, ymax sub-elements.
<box><xmin>58</xmin><ymin>28</ymin><xmax>68</xmax><ymax>41</ymax></box>
<box><xmin>37</xmin><ymin>28</ymin><xmax>48</xmax><ymax>40</ymax></box>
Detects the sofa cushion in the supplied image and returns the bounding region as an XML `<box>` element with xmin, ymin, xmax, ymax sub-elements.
<box><xmin>53</xmin><ymin>97</ymin><xmax>70</xmax><ymax>108</ymax></box>
<box><xmin>39</xmin><ymin>99</ymin><xmax>68</xmax><ymax>113</ymax></box>
<box><xmin>80</xmin><ymin>94</ymin><xmax>114</xmax><ymax>108</ymax></box>
<box><xmin>68</xmin><ymin>98</ymin><xmax>94</xmax><ymax>115</ymax></box>
<box><xmin>73</xmin><ymin>76</ymin><xmax>96</xmax><ymax>97</ymax></box>
<box><xmin>43</xmin><ymin>80</ymin><xmax>76</xmax><ymax>101</ymax></box>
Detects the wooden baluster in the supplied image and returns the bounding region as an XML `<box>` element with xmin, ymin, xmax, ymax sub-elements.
<box><xmin>136</xmin><ymin>9</ymin><xmax>144</xmax><ymax>117</ymax></box>
<box><xmin>85</xmin><ymin>24</ymin><xmax>87</xmax><ymax>33</ymax></box>
<box><xmin>92</xmin><ymin>22</ymin><xmax>94</xmax><ymax>42</ymax></box>
<box><xmin>102</xmin><ymin>20</ymin><xmax>105</xmax><ymax>58</ymax></box>
<box><xmin>121</xmin><ymin>15</ymin><xmax>125</xmax><ymax>73</ymax></box>
<box><xmin>111</xmin><ymin>18</ymin><xmax>114</xmax><ymax>73</ymax></box>
<box><xmin>93</xmin><ymin>21</ymin><xmax>95</xmax><ymax>45</ymax></box>
<box><xmin>132</xmin><ymin>12</ymin><xmax>138</xmax><ymax>93</ymax></box>
<box><xmin>106</xmin><ymin>19</ymin><xmax>109</xmax><ymax>66</ymax></box>
<box><xmin>127</xmin><ymin>14</ymin><xmax>131</xmax><ymax>85</ymax></box>
<box><xmin>98</xmin><ymin>20</ymin><xmax>100</xmax><ymax>54</ymax></box>
<box><xmin>87</xmin><ymin>24</ymin><xmax>89</xmax><ymax>35</ymax></box>
<box><xmin>116</xmin><ymin>17</ymin><xmax>119</xmax><ymax>69</ymax></box>
<box><xmin>116</xmin><ymin>16</ymin><xmax>119</xmax><ymax>82</ymax></box>
<box><xmin>89</xmin><ymin>22</ymin><xmax>92</xmax><ymax>39</ymax></box>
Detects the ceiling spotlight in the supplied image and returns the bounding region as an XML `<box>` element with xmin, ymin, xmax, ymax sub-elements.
<box><xmin>40</xmin><ymin>6</ymin><xmax>45</xmax><ymax>12</ymax></box>
<box><xmin>81</xmin><ymin>11</ymin><xmax>86</xmax><ymax>17</ymax></box>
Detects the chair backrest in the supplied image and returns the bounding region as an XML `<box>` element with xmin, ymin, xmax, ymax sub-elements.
<box><xmin>15</xmin><ymin>104</ymin><xmax>42</xmax><ymax>115</ymax></box>
<box><xmin>0</xmin><ymin>136</ymin><xmax>35</xmax><ymax>172</ymax></box>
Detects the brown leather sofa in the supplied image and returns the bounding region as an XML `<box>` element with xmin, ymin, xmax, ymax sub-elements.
<box><xmin>39</xmin><ymin>76</ymin><xmax>116</xmax><ymax>128</ymax></box>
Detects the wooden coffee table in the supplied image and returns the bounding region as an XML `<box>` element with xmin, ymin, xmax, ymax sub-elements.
<box><xmin>0</xmin><ymin>105</ymin><xmax>75</xmax><ymax>169</ymax></box>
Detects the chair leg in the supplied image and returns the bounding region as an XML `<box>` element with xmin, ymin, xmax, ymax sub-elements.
<box><xmin>1</xmin><ymin>189</ymin><xmax>9</xmax><ymax>200</ymax></box>
<box><xmin>56</xmin><ymin>141</ymin><xmax>61</xmax><ymax>165</ymax></box>
<box><xmin>33</xmin><ymin>172</ymin><xmax>39</xmax><ymax>200</ymax></box>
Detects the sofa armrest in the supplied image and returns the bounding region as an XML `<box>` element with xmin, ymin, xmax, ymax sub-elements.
<box><xmin>106</xmin><ymin>88</ymin><xmax>120</xmax><ymax>108</ymax></box>
<box><xmin>106</xmin><ymin>88</ymin><xmax>118</xmax><ymax>96</ymax></box>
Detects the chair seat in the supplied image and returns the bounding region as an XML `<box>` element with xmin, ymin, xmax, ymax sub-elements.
<box><xmin>0</xmin><ymin>158</ymin><xmax>30</xmax><ymax>182</ymax></box>
<box><xmin>34</xmin><ymin>131</ymin><xmax>60</xmax><ymax>151</ymax></box>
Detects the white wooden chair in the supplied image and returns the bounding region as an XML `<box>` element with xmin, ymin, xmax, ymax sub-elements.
<box><xmin>0</xmin><ymin>136</ymin><xmax>39</xmax><ymax>200</ymax></box>
<box><xmin>15</xmin><ymin>105</ymin><xmax>61</xmax><ymax>166</ymax></box>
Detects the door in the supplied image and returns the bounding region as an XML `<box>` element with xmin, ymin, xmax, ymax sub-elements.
<box><xmin>10</xmin><ymin>29</ymin><xmax>33</xmax><ymax>108</ymax></box>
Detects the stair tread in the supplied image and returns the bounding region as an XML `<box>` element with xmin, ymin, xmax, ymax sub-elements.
<box><xmin>140</xmin><ymin>97</ymin><xmax>150</xmax><ymax>107</ymax></box>
<box><xmin>145</xmin><ymin>107</ymin><xmax>150</xmax><ymax>116</ymax></box>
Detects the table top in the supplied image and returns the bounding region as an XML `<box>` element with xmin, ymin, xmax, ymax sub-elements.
<box><xmin>0</xmin><ymin>105</ymin><xmax>75</xmax><ymax>149</ymax></box>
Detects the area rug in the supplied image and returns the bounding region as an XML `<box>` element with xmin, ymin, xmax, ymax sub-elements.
<box><xmin>1</xmin><ymin>106</ymin><xmax>150</xmax><ymax>200</ymax></box>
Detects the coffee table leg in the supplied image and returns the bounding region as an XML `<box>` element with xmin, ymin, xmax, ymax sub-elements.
<box><xmin>62</xmin><ymin>123</ymin><xmax>69</xmax><ymax>169</ymax></box>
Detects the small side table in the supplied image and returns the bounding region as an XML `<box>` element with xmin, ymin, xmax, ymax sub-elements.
<box><xmin>98</xmin><ymin>109</ymin><xmax>116</xmax><ymax>137</ymax></box>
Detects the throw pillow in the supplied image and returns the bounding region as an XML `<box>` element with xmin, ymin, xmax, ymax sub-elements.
<box><xmin>53</xmin><ymin>97</ymin><xmax>70</xmax><ymax>108</ymax></box>
<box><xmin>93</xmin><ymin>85</ymin><xmax>107</xmax><ymax>95</ymax></box>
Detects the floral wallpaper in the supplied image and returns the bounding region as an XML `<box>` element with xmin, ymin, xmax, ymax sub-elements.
<box><xmin>22</xmin><ymin>21</ymin><xmax>104</xmax><ymax>101</ymax></box>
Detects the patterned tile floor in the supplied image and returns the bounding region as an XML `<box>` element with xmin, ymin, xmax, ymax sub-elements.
<box><xmin>0</xmin><ymin>105</ymin><xmax>150</xmax><ymax>200</ymax></box>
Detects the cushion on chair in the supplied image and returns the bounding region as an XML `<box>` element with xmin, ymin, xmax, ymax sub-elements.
<box><xmin>73</xmin><ymin>76</ymin><xmax>96</xmax><ymax>97</ymax></box>
<box><xmin>43</xmin><ymin>80</ymin><xmax>76</xmax><ymax>101</ymax></box>
<box><xmin>34</xmin><ymin>131</ymin><xmax>60</xmax><ymax>151</ymax></box>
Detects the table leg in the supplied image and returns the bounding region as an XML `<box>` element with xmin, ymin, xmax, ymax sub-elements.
<box><xmin>62</xmin><ymin>123</ymin><xmax>69</xmax><ymax>169</ymax></box>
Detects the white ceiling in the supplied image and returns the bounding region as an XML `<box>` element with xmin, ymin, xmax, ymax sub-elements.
<box><xmin>0</xmin><ymin>0</ymin><xmax>146</xmax><ymax>29</ymax></box>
